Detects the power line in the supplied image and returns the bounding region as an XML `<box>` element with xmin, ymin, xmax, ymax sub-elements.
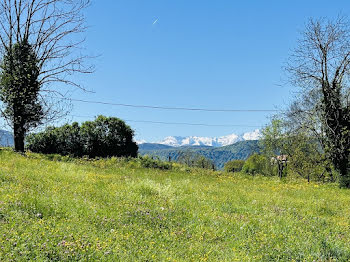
<box><xmin>51</xmin><ymin>96</ymin><xmax>279</xmax><ymax>113</ymax></box>
<box><xmin>68</xmin><ymin>115</ymin><xmax>261</xmax><ymax>128</ymax></box>
<box><xmin>125</xmin><ymin>120</ymin><xmax>260</xmax><ymax>128</ymax></box>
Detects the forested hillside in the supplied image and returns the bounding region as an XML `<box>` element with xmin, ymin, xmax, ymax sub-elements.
<box><xmin>139</xmin><ymin>140</ymin><xmax>260</xmax><ymax>169</ymax></box>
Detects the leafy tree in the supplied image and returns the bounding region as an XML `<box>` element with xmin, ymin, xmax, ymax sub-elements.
<box><xmin>260</xmin><ymin>119</ymin><xmax>287</xmax><ymax>157</ymax></box>
<box><xmin>224</xmin><ymin>160</ymin><xmax>245</xmax><ymax>173</ymax></box>
<box><xmin>260</xmin><ymin>119</ymin><xmax>290</xmax><ymax>177</ymax></box>
<box><xmin>286</xmin><ymin>17</ymin><xmax>350</xmax><ymax>187</ymax></box>
<box><xmin>55</xmin><ymin>123</ymin><xmax>83</xmax><ymax>156</ymax></box>
<box><xmin>26</xmin><ymin>116</ymin><xmax>138</xmax><ymax>158</ymax></box>
<box><xmin>0</xmin><ymin>40</ymin><xmax>42</xmax><ymax>152</ymax></box>
<box><xmin>242</xmin><ymin>154</ymin><xmax>270</xmax><ymax>176</ymax></box>
<box><xmin>261</xmin><ymin>118</ymin><xmax>334</xmax><ymax>181</ymax></box>
<box><xmin>286</xmin><ymin>134</ymin><xmax>335</xmax><ymax>183</ymax></box>
<box><xmin>26</xmin><ymin>126</ymin><xmax>58</xmax><ymax>155</ymax></box>
<box><xmin>80</xmin><ymin>116</ymin><xmax>138</xmax><ymax>158</ymax></box>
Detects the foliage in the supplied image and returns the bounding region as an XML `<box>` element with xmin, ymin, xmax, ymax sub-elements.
<box><xmin>224</xmin><ymin>160</ymin><xmax>245</xmax><ymax>173</ymax></box>
<box><xmin>177</xmin><ymin>151</ymin><xmax>215</xmax><ymax>169</ymax></box>
<box><xmin>80</xmin><ymin>116</ymin><xmax>138</xmax><ymax>158</ymax></box>
<box><xmin>0</xmin><ymin>0</ymin><xmax>92</xmax><ymax>118</ymax></box>
<box><xmin>194</xmin><ymin>155</ymin><xmax>215</xmax><ymax>169</ymax></box>
<box><xmin>242</xmin><ymin>154</ymin><xmax>271</xmax><ymax>176</ymax></box>
<box><xmin>138</xmin><ymin>155</ymin><xmax>172</xmax><ymax>170</ymax></box>
<box><xmin>260</xmin><ymin>119</ymin><xmax>290</xmax><ymax>178</ymax></box>
<box><xmin>1</xmin><ymin>150</ymin><xmax>350</xmax><ymax>260</ymax></box>
<box><xmin>260</xmin><ymin>118</ymin><xmax>287</xmax><ymax>157</ymax></box>
<box><xmin>26</xmin><ymin>116</ymin><xmax>138</xmax><ymax>158</ymax></box>
<box><xmin>286</xmin><ymin>17</ymin><xmax>350</xmax><ymax>187</ymax></box>
<box><xmin>0</xmin><ymin>40</ymin><xmax>42</xmax><ymax>152</ymax></box>
<box><xmin>260</xmin><ymin>118</ymin><xmax>337</xmax><ymax>182</ymax></box>
<box><xmin>284</xmin><ymin>133</ymin><xmax>336</xmax><ymax>183</ymax></box>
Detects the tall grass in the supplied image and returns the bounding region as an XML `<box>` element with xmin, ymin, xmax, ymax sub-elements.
<box><xmin>0</xmin><ymin>149</ymin><xmax>349</xmax><ymax>261</ymax></box>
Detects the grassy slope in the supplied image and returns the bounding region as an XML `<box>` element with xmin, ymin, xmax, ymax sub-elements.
<box><xmin>0</xmin><ymin>150</ymin><xmax>350</xmax><ymax>261</ymax></box>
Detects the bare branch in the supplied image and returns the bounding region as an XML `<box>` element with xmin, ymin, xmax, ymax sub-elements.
<box><xmin>0</xmin><ymin>0</ymin><xmax>93</xmax><ymax>128</ymax></box>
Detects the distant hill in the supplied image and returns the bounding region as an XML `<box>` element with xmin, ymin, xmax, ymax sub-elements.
<box><xmin>139</xmin><ymin>143</ymin><xmax>174</xmax><ymax>151</ymax></box>
<box><xmin>0</xmin><ymin>130</ymin><xmax>13</xmax><ymax>147</ymax></box>
<box><xmin>139</xmin><ymin>140</ymin><xmax>261</xmax><ymax>169</ymax></box>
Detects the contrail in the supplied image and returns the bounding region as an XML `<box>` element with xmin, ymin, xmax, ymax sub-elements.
<box><xmin>153</xmin><ymin>18</ymin><xmax>158</xmax><ymax>25</ymax></box>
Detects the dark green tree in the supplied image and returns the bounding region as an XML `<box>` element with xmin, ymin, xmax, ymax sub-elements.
<box><xmin>286</xmin><ymin>17</ymin><xmax>350</xmax><ymax>187</ymax></box>
<box><xmin>26</xmin><ymin>116</ymin><xmax>138</xmax><ymax>159</ymax></box>
<box><xmin>0</xmin><ymin>40</ymin><xmax>43</xmax><ymax>152</ymax></box>
<box><xmin>80</xmin><ymin>116</ymin><xmax>138</xmax><ymax>158</ymax></box>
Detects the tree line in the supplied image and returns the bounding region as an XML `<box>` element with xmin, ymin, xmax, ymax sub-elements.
<box><xmin>26</xmin><ymin>115</ymin><xmax>138</xmax><ymax>158</ymax></box>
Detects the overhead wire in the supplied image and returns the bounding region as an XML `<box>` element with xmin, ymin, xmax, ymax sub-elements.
<box><xmin>50</xmin><ymin>96</ymin><xmax>280</xmax><ymax>113</ymax></box>
<box><xmin>68</xmin><ymin>115</ymin><xmax>262</xmax><ymax>128</ymax></box>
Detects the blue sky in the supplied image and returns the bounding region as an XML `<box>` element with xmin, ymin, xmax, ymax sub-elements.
<box><xmin>53</xmin><ymin>0</ymin><xmax>350</xmax><ymax>142</ymax></box>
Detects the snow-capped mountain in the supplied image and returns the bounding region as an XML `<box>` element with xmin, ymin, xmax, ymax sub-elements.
<box><xmin>135</xmin><ymin>139</ymin><xmax>147</xmax><ymax>145</ymax></box>
<box><xmin>160</xmin><ymin>133</ymin><xmax>241</xmax><ymax>147</ymax></box>
<box><xmin>138</xmin><ymin>129</ymin><xmax>261</xmax><ymax>147</ymax></box>
<box><xmin>242</xmin><ymin>129</ymin><xmax>262</xmax><ymax>141</ymax></box>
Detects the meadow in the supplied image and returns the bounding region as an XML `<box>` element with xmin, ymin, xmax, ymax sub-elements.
<box><xmin>0</xmin><ymin>149</ymin><xmax>350</xmax><ymax>261</ymax></box>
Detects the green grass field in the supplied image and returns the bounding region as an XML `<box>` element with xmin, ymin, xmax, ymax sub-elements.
<box><xmin>0</xmin><ymin>149</ymin><xmax>350</xmax><ymax>261</ymax></box>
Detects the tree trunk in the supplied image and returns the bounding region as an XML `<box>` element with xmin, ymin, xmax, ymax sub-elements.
<box><xmin>278</xmin><ymin>161</ymin><xmax>283</xmax><ymax>178</ymax></box>
<box><xmin>14</xmin><ymin>121</ymin><xmax>25</xmax><ymax>152</ymax></box>
<box><xmin>339</xmin><ymin>161</ymin><xmax>350</xmax><ymax>188</ymax></box>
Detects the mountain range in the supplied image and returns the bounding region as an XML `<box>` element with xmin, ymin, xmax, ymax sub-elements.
<box><xmin>137</xmin><ymin>129</ymin><xmax>261</xmax><ymax>147</ymax></box>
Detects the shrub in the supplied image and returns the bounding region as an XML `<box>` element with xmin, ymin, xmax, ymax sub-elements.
<box><xmin>224</xmin><ymin>160</ymin><xmax>245</xmax><ymax>173</ymax></box>
<box><xmin>26</xmin><ymin>116</ymin><xmax>138</xmax><ymax>158</ymax></box>
<box><xmin>139</xmin><ymin>155</ymin><xmax>172</xmax><ymax>170</ymax></box>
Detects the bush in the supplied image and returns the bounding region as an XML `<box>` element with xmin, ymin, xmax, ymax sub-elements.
<box><xmin>26</xmin><ymin>116</ymin><xmax>138</xmax><ymax>158</ymax></box>
<box><xmin>242</xmin><ymin>154</ymin><xmax>269</xmax><ymax>176</ymax></box>
<box><xmin>224</xmin><ymin>160</ymin><xmax>245</xmax><ymax>173</ymax></box>
<box><xmin>139</xmin><ymin>155</ymin><xmax>172</xmax><ymax>170</ymax></box>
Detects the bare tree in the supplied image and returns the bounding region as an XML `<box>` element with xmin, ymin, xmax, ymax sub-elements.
<box><xmin>284</xmin><ymin>86</ymin><xmax>326</xmax><ymax>147</ymax></box>
<box><xmin>0</xmin><ymin>0</ymin><xmax>93</xmax><ymax>151</ymax></box>
<box><xmin>286</xmin><ymin>16</ymin><xmax>350</xmax><ymax>187</ymax></box>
